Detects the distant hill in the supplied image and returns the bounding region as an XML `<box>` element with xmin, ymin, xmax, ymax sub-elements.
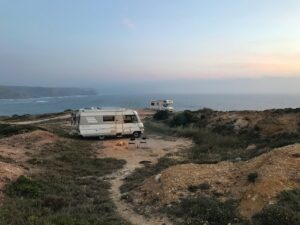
<box><xmin>0</xmin><ymin>85</ymin><xmax>97</xmax><ymax>99</ymax></box>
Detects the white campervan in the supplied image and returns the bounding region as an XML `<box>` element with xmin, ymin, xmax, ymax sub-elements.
<box><xmin>150</xmin><ymin>100</ymin><xmax>174</xmax><ymax>112</ymax></box>
<box><xmin>72</xmin><ymin>108</ymin><xmax>144</xmax><ymax>139</ymax></box>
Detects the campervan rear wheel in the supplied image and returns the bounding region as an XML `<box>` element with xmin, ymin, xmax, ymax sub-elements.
<box><xmin>133</xmin><ymin>131</ymin><xmax>140</xmax><ymax>138</ymax></box>
<box><xmin>99</xmin><ymin>135</ymin><xmax>105</xmax><ymax>140</ymax></box>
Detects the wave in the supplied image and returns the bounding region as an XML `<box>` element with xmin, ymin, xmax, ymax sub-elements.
<box><xmin>35</xmin><ymin>100</ymin><xmax>48</xmax><ymax>103</ymax></box>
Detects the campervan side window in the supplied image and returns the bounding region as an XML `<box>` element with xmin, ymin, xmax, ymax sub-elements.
<box><xmin>103</xmin><ymin>115</ymin><xmax>115</xmax><ymax>122</ymax></box>
<box><xmin>123</xmin><ymin>115</ymin><xmax>138</xmax><ymax>123</ymax></box>
<box><xmin>86</xmin><ymin>117</ymin><xmax>98</xmax><ymax>124</ymax></box>
<box><xmin>80</xmin><ymin>116</ymin><xmax>99</xmax><ymax>125</ymax></box>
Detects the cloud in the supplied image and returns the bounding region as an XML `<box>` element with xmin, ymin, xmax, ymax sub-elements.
<box><xmin>121</xmin><ymin>17</ymin><xmax>136</xmax><ymax>29</ymax></box>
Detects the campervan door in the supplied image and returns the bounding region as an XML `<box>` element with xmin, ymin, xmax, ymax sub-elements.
<box><xmin>115</xmin><ymin>111</ymin><xmax>123</xmax><ymax>135</ymax></box>
<box><xmin>122</xmin><ymin>111</ymin><xmax>140</xmax><ymax>135</ymax></box>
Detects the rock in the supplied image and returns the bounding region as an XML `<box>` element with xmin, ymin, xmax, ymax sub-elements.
<box><xmin>155</xmin><ymin>173</ymin><xmax>162</xmax><ymax>182</ymax></box>
<box><xmin>234</xmin><ymin>157</ymin><xmax>242</xmax><ymax>162</ymax></box>
<box><xmin>246</xmin><ymin>144</ymin><xmax>257</xmax><ymax>151</ymax></box>
<box><xmin>234</xmin><ymin>118</ymin><xmax>249</xmax><ymax>131</ymax></box>
<box><xmin>116</xmin><ymin>141</ymin><xmax>126</xmax><ymax>146</ymax></box>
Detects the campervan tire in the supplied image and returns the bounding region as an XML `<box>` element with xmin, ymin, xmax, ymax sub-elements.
<box><xmin>133</xmin><ymin>131</ymin><xmax>140</xmax><ymax>138</ymax></box>
<box><xmin>99</xmin><ymin>135</ymin><xmax>105</xmax><ymax>140</ymax></box>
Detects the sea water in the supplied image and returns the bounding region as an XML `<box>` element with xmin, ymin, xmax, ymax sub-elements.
<box><xmin>0</xmin><ymin>93</ymin><xmax>299</xmax><ymax>116</ymax></box>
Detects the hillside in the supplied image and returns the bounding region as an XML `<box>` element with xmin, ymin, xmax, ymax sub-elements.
<box><xmin>0</xmin><ymin>108</ymin><xmax>299</xmax><ymax>225</ymax></box>
<box><xmin>0</xmin><ymin>85</ymin><xmax>96</xmax><ymax>99</ymax></box>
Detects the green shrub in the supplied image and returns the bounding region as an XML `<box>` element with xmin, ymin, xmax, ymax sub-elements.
<box><xmin>212</xmin><ymin>123</ymin><xmax>235</xmax><ymax>135</ymax></box>
<box><xmin>254</xmin><ymin>205</ymin><xmax>299</xmax><ymax>225</ymax></box>
<box><xmin>170</xmin><ymin>111</ymin><xmax>195</xmax><ymax>127</ymax></box>
<box><xmin>163</xmin><ymin>196</ymin><xmax>239</xmax><ymax>225</ymax></box>
<box><xmin>253</xmin><ymin>189</ymin><xmax>300</xmax><ymax>225</ymax></box>
<box><xmin>0</xmin><ymin>155</ymin><xmax>16</xmax><ymax>163</ymax></box>
<box><xmin>5</xmin><ymin>176</ymin><xmax>46</xmax><ymax>198</ymax></box>
<box><xmin>42</xmin><ymin>195</ymin><xmax>68</xmax><ymax>211</ymax></box>
<box><xmin>144</xmin><ymin>120</ymin><xmax>173</xmax><ymax>136</ymax></box>
<box><xmin>0</xmin><ymin>124</ymin><xmax>38</xmax><ymax>138</ymax></box>
<box><xmin>248</xmin><ymin>172</ymin><xmax>258</xmax><ymax>183</ymax></box>
<box><xmin>188</xmin><ymin>183</ymin><xmax>210</xmax><ymax>192</ymax></box>
<box><xmin>153</xmin><ymin>110</ymin><xmax>171</xmax><ymax>120</ymax></box>
<box><xmin>188</xmin><ymin>129</ymin><xmax>246</xmax><ymax>162</ymax></box>
<box><xmin>277</xmin><ymin>189</ymin><xmax>300</xmax><ymax>212</ymax></box>
<box><xmin>265</xmin><ymin>133</ymin><xmax>300</xmax><ymax>148</ymax></box>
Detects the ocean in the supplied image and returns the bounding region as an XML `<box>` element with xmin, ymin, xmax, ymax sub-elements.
<box><xmin>0</xmin><ymin>93</ymin><xmax>300</xmax><ymax>116</ymax></box>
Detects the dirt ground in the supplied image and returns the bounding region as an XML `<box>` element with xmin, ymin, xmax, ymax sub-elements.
<box><xmin>0</xmin><ymin>130</ymin><xmax>57</xmax><ymax>163</ymax></box>
<box><xmin>133</xmin><ymin>144</ymin><xmax>300</xmax><ymax>218</ymax></box>
<box><xmin>0</xmin><ymin>130</ymin><xmax>58</xmax><ymax>204</ymax></box>
<box><xmin>94</xmin><ymin>136</ymin><xmax>192</xmax><ymax>225</ymax></box>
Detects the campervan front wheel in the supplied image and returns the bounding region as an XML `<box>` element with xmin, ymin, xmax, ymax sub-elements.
<box><xmin>132</xmin><ymin>131</ymin><xmax>140</xmax><ymax>138</ymax></box>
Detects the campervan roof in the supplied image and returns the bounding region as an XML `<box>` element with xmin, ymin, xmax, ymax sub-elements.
<box><xmin>151</xmin><ymin>99</ymin><xmax>173</xmax><ymax>103</ymax></box>
<box><xmin>78</xmin><ymin>107</ymin><xmax>127</xmax><ymax>112</ymax></box>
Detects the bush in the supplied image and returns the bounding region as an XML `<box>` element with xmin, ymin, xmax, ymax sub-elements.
<box><xmin>0</xmin><ymin>124</ymin><xmax>38</xmax><ymax>138</ymax></box>
<box><xmin>212</xmin><ymin>124</ymin><xmax>235</xmax><ymax>135</ymax></box>
<box><xmin>153</xmin><ymin>110</ymin><xmax>171</xmax><ymax>120</ymax></box>
<box><xmin>5</xmin><ymin>176</ymin><xmax>46</xmax><ymax>198</ymax></box>
<box><xmin>264</xmin><ymin>132</ymin><xmax>300</xmax><ymax>148</ymax></box>
<box><xmin>248</xmin><ymin>172</ymin><xmax>258</xmax><ymax>183</ymax></box>
<box><xmin>277</xmin><ymin>189</ymin><xmax>300</xmax><ymax>212</ymax></box>
<box><xmin>188</xmin><ymin>129</ymin><xmax>246</xmax><ymax>162</ymax></box>
<box><xmin>253</xmin><ymin>189</ymin><xmax>300</xmax><ymax>225</ymax></box>
<box><xmin>163</xmin><ymin>196</ymin><xmax>239</xmax><ymax>225</ymax></box>
<box><xmin>254</xmin><ymin>205</ymin><xmax>299</xmax><ymax>225</ymax></box>
<box><xmin>42</xmin><ymin>195</ymin><xmax>68</xmax><ymax>211</ymax></box>
<box><xmin>188</xmin><ymin>183</ymin><xmax>210</xmax><ymax>192</ymax></box>
<box><xmin>170</xmin><ymin>111</ymin><xmax>194</xmax><ymax>127</ymax></box>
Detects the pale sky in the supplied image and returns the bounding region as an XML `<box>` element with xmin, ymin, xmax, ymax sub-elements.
<box><xmin>0</xmin><ymin>0</ymin><xmax>300</xmax><ymax>92</ymax></box>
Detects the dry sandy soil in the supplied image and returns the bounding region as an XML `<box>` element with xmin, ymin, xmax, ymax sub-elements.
<box><xmin>94</xmin><ymin>136</ymin><xmax>192</xmax><ymax>225</ymax></box>
<box><xmin>0</xmin><ymin>130</ymin><xmax>57</xmax><ymax>203</ymax></box>
<box><xmin>133</xmin><ymin>144</ymin><xmax>300</xmax><ymax>218</ymax></box>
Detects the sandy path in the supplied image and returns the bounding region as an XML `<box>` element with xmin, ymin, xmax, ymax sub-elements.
<box><xmin>3</xmin><ymin>114</ymin><xmax>71</xmax><ymax>125</ymax></box>
<box><xmin>94</xmin><ymin>137</ymin><xmax>192</xmax><ymax>225</ymax></box>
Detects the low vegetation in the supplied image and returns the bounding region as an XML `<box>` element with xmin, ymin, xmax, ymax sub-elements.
<box><xmin>162</xmin><ymin>196</ymin><xmax>241</xmax><ymax>225</ymax></box>
<box><xmin>1</xmin><ymin>111</ymin><xmax>67</xmax><ymax>122</ymax></box>
<box><xmin>153</xmin><ymin>110</ymin><xmax>172</xmax><ymax>121</ymax></box>
<box><xmin>188</xmin><ymin>183</ymin><xmax>211</xmax><ymax>193</ymax></box>
<box><xmin>146</xmin><ymin>108</ymin><xmax>300</xmax><ymax>162</ymax></box>
<box><xmin>247</xmin><ymin>172</ymin><xmax>258</xmax><ymax>183</ymax></box>
<box><xmin>1</xmin><ymin>109</ymin><xmax>299</xmax><ymax>225</ymax></box>
<box><xmin>0</xmin><ymin>127</ymin><xmax>129</xmax><ymax>225</ymax></box>
<box><xmin>0</xmin><ymin>123</ymin><xmax>40</xmax><ymax>138</ymax></box>
<box><xmin>253</xmin><ymin>189</ymin><xmax>300</xmax><ymax>225</ymax></box>
<box><xmin>124</xmin><ymin>109</ymin><xmax>300</xmax><ymax>224</ymax></box>
<box><xmin>120</xmin><ymin>157</ymin><xmax>182</xmax><ymax>193</ymax></box>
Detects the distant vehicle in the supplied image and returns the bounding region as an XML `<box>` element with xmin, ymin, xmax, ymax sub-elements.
<box><xmin>150</xmin><ymin>100</ymin><xmax>174</xmax><ymax>112</ymax></box>
<box><xmin>72</xmin><ymin>107</ymin><xmax>144</xmax><ymax>139</ymax></box>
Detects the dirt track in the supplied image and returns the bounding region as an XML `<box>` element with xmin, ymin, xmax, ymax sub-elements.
<box><xmin>4</xmin><ymin>114</ymin><xmax>71</xmax><ymax>125</ymax></box>
<box><xmin>94</xmin><ymin>136</ymin><xmax>192</xmax><ymax>225</ymax></box>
